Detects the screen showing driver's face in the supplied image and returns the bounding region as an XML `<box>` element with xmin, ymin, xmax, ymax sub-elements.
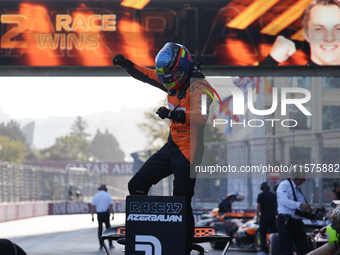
<box><xmin>303</xmin><ymin>4</ymin><xmax>340</xmax><ymax>65</ymax></box>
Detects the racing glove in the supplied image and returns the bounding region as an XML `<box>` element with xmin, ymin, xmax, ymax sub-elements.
<box><xmin>156</xmin><ymin>107</ymin><xmax>186</xmax><ymax>124</ymax></box>
<box><xmin>112</xmin><ymin>54</ymin><xmax>134</xmax><ymax>72</ymax></box>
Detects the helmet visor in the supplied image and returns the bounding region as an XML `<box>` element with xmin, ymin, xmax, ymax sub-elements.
<box><xmin>158</xmin><ymin>74</ymin><xmax>176</xmax><ymax>85</ymax></box>
<box><xmin>157</xmin><ymin>66</ymin><xmax>183</xmax><ymax>88</ymax></box>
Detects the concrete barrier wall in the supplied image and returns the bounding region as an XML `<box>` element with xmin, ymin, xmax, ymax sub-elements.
<box><xmin>48</xmin><ymin>201</ymin><xmax>126</xmax><ymax>215</ymax></box>
<box><xmin>0</xmin><ymin>202</ymin><xmax>49</xmax><ymax>223</ymax></box>
<box><xmin>0</xmin><ymin>200</ymin><xmax>126</xmax><ymax>223</ymax></box>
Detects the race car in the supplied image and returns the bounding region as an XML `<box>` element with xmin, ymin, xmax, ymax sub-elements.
<box><xmin>234</xmin><ymin>216</ymin><xmax>263</xmax><ymax>252</ymax></box>
<box><xmin>195</xmin><ymin>208</ymin><xmax>256</xmax><ymax>250</ymax></box>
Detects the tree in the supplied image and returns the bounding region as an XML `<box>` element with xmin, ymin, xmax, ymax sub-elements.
<box><xmin>0</xmin><ymin>120</ymin><xmax>27</xmax><ymax>145</ymax></box>
<box><xmin>71</xmin><ymin>116</ymin><xmax>90</xmax><ymax>139</ymax></box>
<box><xmin>91</xmin><ymin>129</ymin><xmax>125</xmax><ymax>161</ymax></box>
<box><xmin>41</xmin><ymin>134</ymin><xmax>90</xmax><ymax>161</ymax></box>
<box><xmin>137</xmin><ymin>103</ymin><xmax>170</xmax><ymax>149</ymax></box>
<box><xmin>0</xmin><ymin>120</ymin><xmax>35</xmax><ymax>161</ymax></box>
<box><xmin>0</xmin><ymin>136</ymin><xmax>27</xmax><ymax>163</ymax></box>
<box><xmin>34</xmin><ymin>116</ymin><xmax>92</xmax><ymax>161</ymax></box>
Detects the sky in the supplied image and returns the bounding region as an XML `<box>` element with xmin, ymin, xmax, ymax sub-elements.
<box><xmin>0</xmin><ymin>77</ymin><xmax>166</xmax><ymax>119</ymax></box>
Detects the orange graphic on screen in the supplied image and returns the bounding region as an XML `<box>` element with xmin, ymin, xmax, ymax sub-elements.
<box><xmin>70</xmin><ymin>10</ymin><xmax>113</xmax><ymax>66</ymax></box>
<box><xmin>121</xmin><ymin>0</ymin><xmax>151</xmax><ymax>10</ymax></box>
<box><xmin>118</xmin><ymin>17</ymin><xmax>154</xmax><ymax>66</ymax></box>
<box><xmin>260</xmin><ymin>0</ymin><xmax>314</xmax><ymax>36</ymax></box>
<box><xmin>19</xmin><ymin>2</ymin><xmax>61</xmax><ymax>66</ymax></box>
<box><xmin>227</xmin><ymin>0</ymin><xmax>280</xmax><ymax>30</ymax></box>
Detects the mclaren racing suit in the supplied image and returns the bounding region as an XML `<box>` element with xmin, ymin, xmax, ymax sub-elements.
<box><xmin>125</xmin><ymin>62</ymin><xmax>213</xmax><ymax>254</ymax></box>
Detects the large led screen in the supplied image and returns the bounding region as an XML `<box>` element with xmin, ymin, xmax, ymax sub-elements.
<box><xmin>0</xmin><ymin>0</ymin><xmax>339</xmax><ymax>66</ymax></box>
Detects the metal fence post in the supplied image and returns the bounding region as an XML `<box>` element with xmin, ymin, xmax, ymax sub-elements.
<box><xmin>13</xmin><ymin>166</ymin><xmax>16</xmax><ymax>202</ymax></box>
<box><xmin>65</xmin><ymin>168</ymin><xmax>69</xmax><ymax>200</ymax></box>
<box><xmin>245</xmin><ymin>140</ymin><xmax>252</xmax><ymax>208</ymax></box>
<box><xmin>278</xmin><ymin>138</ymin><xmax>284</xmax><ymax>165</ymax></box>
<box><xmin>219</xmin><ymin>143</ymin><xmax>228</xmax><ymax>200</ymax></box>
<box><xmin>6</xmin><ymin>166</ymin><xmax>10</xmax><ymax>202</ymax></box>
<box><xmin>1</xmin><ymin>164</ymin><xmax>3</xmax><ymax>202</ymax></box>
<box><xmin>316</xmin><ymin>133</ymin><xmax>324</xmax><ymax>206</ymax></box>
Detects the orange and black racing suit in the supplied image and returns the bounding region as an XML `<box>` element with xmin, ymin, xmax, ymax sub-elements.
<box><xmin>218</xmin><ymin>194</ymin><xmax>238</xmax><ymax>213</ymax></box>
<box><xmin>125</xmin><ymin>62</ymin><xmax>213</xmax><ymax>254</ymax></box>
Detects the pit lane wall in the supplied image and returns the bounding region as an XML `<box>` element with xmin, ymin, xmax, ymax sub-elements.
<box><xmin>0</xmin><ymin>200</ymin><xmax>256</xmax><ymax>223</ymax></box>
<box><xmin>0</xmin><ymin>200</ymin><xmax>126</xmax><ymax>223</ymax></box>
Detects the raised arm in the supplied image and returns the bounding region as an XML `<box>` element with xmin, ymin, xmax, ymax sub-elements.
<box><xmin>112</xmin><ymin>54</ymin><xmax>167</xmax><ymax>93</ymax></box>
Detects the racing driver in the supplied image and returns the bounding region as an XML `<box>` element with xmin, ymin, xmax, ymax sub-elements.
<box><xmin>113</xmin><ymin>42</ymin><xmax>214</xmax><ymax>255</ymax></box>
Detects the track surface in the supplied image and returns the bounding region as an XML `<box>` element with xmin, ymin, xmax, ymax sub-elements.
<box><xmin>0</xmin><ymin>213</ymin><xmax>256</xmax><ymax>255</ymax></box>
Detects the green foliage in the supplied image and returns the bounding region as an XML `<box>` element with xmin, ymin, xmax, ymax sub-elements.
<box><xmin>41</xmin><ymin>133</ymin><xmax>90</xmax><ymax>161</ymax></box>
<box><xmin>71</xmin><ymin>116</ymin><xmax>90</xmax><ymax>138</ymax></box>
<box><xmin>137</xmin><ymin>102</ymin><xmax>170</xmax><ymax>149</ymax></box>
<box><xmin>0</xmin><ymin>120</ymin><xmax>27</xmax><ymax>145</ymax></box>
<box><xmin>0</xmin><ymin>136</ymin><xmax>27</xmax><ymax>163</ymax></box>
<box><xmin>38</xmin><ymin>116</ymin><xmax>92</xmax><ymax>161</ymax></box>
<box><xmin>0</xmin><ymin>120</ymin><xmax>35</xmax><ymax>162</ymax></box>
<box><xmin>0</xmin><ymin>116</ymin><xmax>125</xmax><ymax>163</ymax></box>
<box><xmin>33</xmin><ymin>117</ymin><xmax>124</xmax><ymax>162</ymax></box>
<box><xmin>91</xmin><ymin>129</ymin><xmax>125</xmax><ymax>161</ymax></box>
